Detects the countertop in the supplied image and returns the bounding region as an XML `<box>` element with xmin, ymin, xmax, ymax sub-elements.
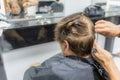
<box><xmin>5</xmin><ymin>13</ymin><xmax>64</xmax><ymax>29</ymax></box>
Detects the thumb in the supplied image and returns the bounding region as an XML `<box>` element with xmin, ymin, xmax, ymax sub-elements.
<box><xmin>95</xmin><ymin>20</ymin><xmax>106</xmax><ymax>24</ymax></box>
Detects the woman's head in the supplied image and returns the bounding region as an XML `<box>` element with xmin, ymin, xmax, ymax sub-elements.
<box><xmin>55</xmin><ymin>12</ymin><xmax>95</xmax><ymax>56</ymax></box>
<box><xmin>9</xmin><ymin>1</ymin><xmax>24</xmax><ymax>15</ymax></box>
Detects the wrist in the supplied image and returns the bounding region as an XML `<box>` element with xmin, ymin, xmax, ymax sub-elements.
<box><xmin>103</xmin><ymin>58</ymin><xmax>114</xmax><ymax>70</ymax></box>
<box><xmin>104</xmin><ymin>61</ymin><xmax>120</xmax><ymax>80</ymax></box>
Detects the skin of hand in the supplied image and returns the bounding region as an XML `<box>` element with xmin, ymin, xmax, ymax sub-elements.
<box><xmin>95</xmin><ymin>20</ymin><xmax>120</xmax><ymax>37</ymax></box>
<box><xmin>23</xmin><ymin>0</ymin><xmax>38</xmax><ymax>8</ymax></box>
<box><xmin>23</xmin><ymin>2</ymin><xmax>30</xmax><ymax>8</ymax></box>
<box><xmin>92</xmin><ymin>40</ymin><xmax>113</xmax><ymax>68</ymax></box>
<box><xmin>92</xmin><ymin>40</ymin><xmax>120</xmax><ymax>80</ymax></box>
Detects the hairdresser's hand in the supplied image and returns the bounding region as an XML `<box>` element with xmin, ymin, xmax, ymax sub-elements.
<box><xmin>95</xmin><ymin>20</ymin><xmax>120</xmax><ymax>37</ymax></box>
<box><xmin>92</xmin><ymin>41</ymin><xmax>120</xmax><ymax>80</ymax></box>
<box><xmin>23</xmin><ymin>2</ymin><xmax>32</xmax><ymax>8</ymax></box>
<box><xmin>92</xmin><ymin>41</ymin><xmax>113</xmax><ymax>67</ymax></box>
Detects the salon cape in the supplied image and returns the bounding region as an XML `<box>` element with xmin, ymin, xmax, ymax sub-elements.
<box><xmin>23</xmin><ymin>53</ymin><xmax>109</xmax><ymax>80</ymax></box>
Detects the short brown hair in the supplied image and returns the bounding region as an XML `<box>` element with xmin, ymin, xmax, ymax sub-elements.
<box><xmin>55</xmin><ymin>12</ymin><xmax>95</xmax><ymax>56</ymax></box>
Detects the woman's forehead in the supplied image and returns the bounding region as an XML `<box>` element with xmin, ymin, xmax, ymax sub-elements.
<box><xmin>11</xmin><ymin>2</ymin><xmax>19</xmax><ymax>6</ymax></box>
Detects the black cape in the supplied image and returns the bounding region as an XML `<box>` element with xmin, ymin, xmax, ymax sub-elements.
<box><xmin>23</xmin><ymin>53</ymin><xmax>109</xmax><ymax>80</ymax></box>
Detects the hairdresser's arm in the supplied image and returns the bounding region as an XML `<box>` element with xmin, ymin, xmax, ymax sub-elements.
<box><xmin>23</xmin><ymin>0</ymin><xmax>38</xmax><ymax>8</ymax></box>
<box><xmin>92</xmin><ymin>41</ymin><xmax>120</xmax><ymax>80</ymax></box>
<box><xmin>95</xmin><ymin>20</ymin><xmax>120</xmax><ymax>37</ymax></box>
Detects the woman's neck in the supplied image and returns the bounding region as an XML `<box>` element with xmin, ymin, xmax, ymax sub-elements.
<box><xmin>64</xmin><ymin>51</ymin><xmax>90</xmax><ymax>58</ymax></box>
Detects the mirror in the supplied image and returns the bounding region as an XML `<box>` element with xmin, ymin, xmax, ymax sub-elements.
<box><xmin>5</xmin><ymin>0</ymin><xmax>64</xmax><ymax>18</ymax></box>
<box><xmin>1</xmin><ymin>0</ymin><xmax>64</xmax><ymax>52</ymax></box>
<box><xmin>37</xmin><ymin>0</ymin><xmax>64</xmax><ymax>14</ymax></box>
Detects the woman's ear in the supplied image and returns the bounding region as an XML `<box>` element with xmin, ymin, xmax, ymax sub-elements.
<box><xmin>61</xmin><ymin>40</ymin><xmax>69</xmax><ymax>53</ymax></box>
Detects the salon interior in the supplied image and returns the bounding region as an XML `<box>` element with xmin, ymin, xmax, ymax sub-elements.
<box><xmin>0</xmin><ymin>0</ymin><xmax>120</xmax><ymax>80</ymax></box>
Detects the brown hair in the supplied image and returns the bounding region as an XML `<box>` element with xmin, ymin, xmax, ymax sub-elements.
<box><xmin>55</xmin><ymin>12</ymin><xmax>95</xmax><ymax>56</ymax></box>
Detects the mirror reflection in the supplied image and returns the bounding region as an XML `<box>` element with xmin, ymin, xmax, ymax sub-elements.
<box><xmin>5</xmin><ymin>0</ymin><xmax>38</xmax><ymax>16</ymax></box>
<box><xmin>2</xmin><ymin>0</ymin><xmax>64</xmax><ymax>52</ymax></box>
<box><xmin>37</xmin><ymin>0</ymin><xmax>64</xmax><ymax>14</ymax></box>
<box><xmin>3</xmin><ymin>24</ymin><xmax>55</xmax><ymax>50</ymax></box>
<box><xmin>5</xmin><ymin>0</ymin><xmax>64</xmax><ymax>17</ymax></box>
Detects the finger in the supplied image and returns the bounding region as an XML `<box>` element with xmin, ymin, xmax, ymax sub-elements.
<box><xmin>91</xmin><ymin>51</ymin><xmax>99</xmax><ymax>61</ymax></box>
<box><xmin>92</xmin><ymin>52</ymin><xmax>99</xmax><ymax>57</ymax></box>
<box><xmin>95</xmin><ymin>20</ymin><xmax>107</xmax><ymax>24</ymax></box>
<box><xmin>94</xmin><ymin>41</ymin><xmax>104</xmax><ymax>54</ymax></box>
<box><xmin>95</xmin><ymin>28</ymin><xmax>106</xmax><ymax>33</ymax></box>
<box><xmin>94</xmin><ymin>41</ymin><xmax>112</xmax><ymax>55</ymax></box>
<box><xmin>98</xmin><ymin>33</ymin><xmax>108</xmax><ymax>37</ymax></box>
<box><xmin>95</xmin><ymin>24</ymin><xmax>107</xmax><ymax>29</ymax></box>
